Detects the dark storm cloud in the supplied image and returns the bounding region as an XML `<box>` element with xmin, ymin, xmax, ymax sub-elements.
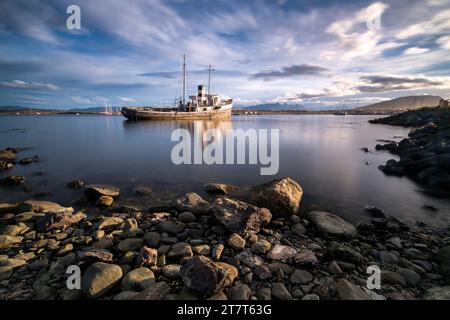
<box><xmin>250</xmin><ymin>64</ymin><xmax>329</xmax><ymax>81</ymax></box>
<box><xmin>357</xmin><ymin>74</ymin><xmax>444</xmax><ymax>93</ymax></box>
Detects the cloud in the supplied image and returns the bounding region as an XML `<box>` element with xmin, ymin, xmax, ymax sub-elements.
<box><xmin>0</xmin><ymin>60</ymin><xmax>44</xmax><ymax>74</ymax></box>
<box><xmin>437</xmin><ymin>35</ymin><xmax>450</xmax><ymax>49</ymax></box>
<box><xmin>250</xmin><ymin>64</ymin><xmax>329</xmax><ymax>81</ymax></box>
<box><xmin>71</xmin><ymin>96</ymin><xmax>92</xmax><ymax>104</ymax></box>
<box><xmin>356</xmin><ymin>74</ymin><xmax>446</xmax><ymax>92</ymax></box>
<box><xmin>119</xmin><ymin>97</ymin><xmax>135</xmax><ymax>102</ymax></box>
<box><xmin>272</xmin><ymin>87</ymin><xmax>356</xmax><ymax>104</ymax></box>
<box><xmin>323</xmin><ymin>2</ymin><xmax>391</xmax><ymax>61</ymax></box>
<box><xmin>395</xmin><ymin>9</ymin><xmax>450</xmax><ymax>39</ymax></box>
<box><xmin>0</xmin><ymin>80</ymin><xmax>59</xmax><ymax>90</ymax></box>
<box><xmin>403</xmin><ymin>47</ymin><xmax>430</xmax><ymax>55</ymax></box>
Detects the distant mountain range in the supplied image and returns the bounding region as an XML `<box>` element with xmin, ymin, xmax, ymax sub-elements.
<box><xmin>356</xmin><ymin>95</ymin><xmax>442</xmax><ymax>111</ymax></box>
<box><xmin>0</xmin><ymin>106</ymin><xmax>120</xmax><ymax>114</ymax></box>
<box><xmin>241</xmin><ymin>102</ymin><xmax>307</xmax><ymax>110</ymax></box>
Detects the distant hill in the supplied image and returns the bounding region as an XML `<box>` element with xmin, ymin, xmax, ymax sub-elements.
<box><xmin>357</xmin><ymin>95</ymin><xmax>442</xmax><ymax>111</ymax></box>
<box><xmin>242</xmin><ymin>102</ymin><xmax>306</xmax><ymax>110</ymax></box>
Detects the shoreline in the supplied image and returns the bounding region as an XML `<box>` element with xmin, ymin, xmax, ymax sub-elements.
<box><xmin>1</xmin><ymin>174</ymin><xmax>450</xmax><ymax>300</ymax></box>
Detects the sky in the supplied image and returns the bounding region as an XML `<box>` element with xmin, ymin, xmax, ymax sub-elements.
<box><xmin>0</xmin><ymin>0</ymin><xmax>450</xmax><ymax>109</ymax></box>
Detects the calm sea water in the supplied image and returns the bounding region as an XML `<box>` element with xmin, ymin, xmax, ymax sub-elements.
<box><xmin>1</xmin><ymin>114</ymin><xmax>449</xmax><ymax>226</ymax></box>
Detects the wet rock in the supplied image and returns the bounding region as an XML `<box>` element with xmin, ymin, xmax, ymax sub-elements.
<box><xmin>176</xmin><ymin>193</ymin><xmax>210</xmax><ymax>215</ymax></box>
<box><xmin>397</xmin><ymin>268</ymin><xmax>421</xmax><ymax>287</ymax></box>
<box><xmin>133</xmin><ymin>185</ymin><xmax>152</xmax><ymax>196</ymax></box>
<box><xmin>212</xmin><ymin>197</ymin><xmax>271</xmax><ymax>237</ymax></box>
<box><xmin>364</xmin><ymin>205</ymin><xmax>386</xmax><ymax>218</ymax></box>
<box><xmin>36</xmin><ymin>211</ymin><xmax>86</xmax><ymax>232</ymax></box>
<box><xmin>68</xmin><ymin>180</ymin><xmax>84</xmax><ymax>189</ymax></box>
<box><xmin>267</xmin><ymin>244</ymin><xmax>297</xmax><ymax>261</ymax></box>
<box><xmin>137</xmin><ymin>246</ymin><xmax>158</xmax><ymax>267</ymax></box>
<box><xmin>423</xmin><ymin>286</ymin><xmax>450</xmax><ymax>300</ymax></box>
<box><xmin>228</xmin><ymin>233</ymin><xmax>246</xmax><ymax>251</ymax></box>
<box><xmin>18</xmin><ymin>200</ymin><xmax>71</xmax><ymax>213</ymax></box>
<box><xmin>291</xmin><ymin>223</ymin><xmax>307</xmax><ymax>236</ymax></box>
<box><xmin>0</xmin><ymin>235</ymin><xmax>23</xmax><ymax>249</ymax></box>
<box><xmin>251</xmin><ymin>239</ymin><xmax>272</xmax><ymax>254</ymax></box>
<box><xmin>176</xmin><ymin>212</ymin><xmax>195</xmax><ymax>223</ymax></box>
<box><xmin>204</xmin><ymin>183</ymin><xmax>237</xmax><ymax>194</ymax></box>
<box><xmin>381</xmin><ymin>271</ymin><xmax>406</xmax><ymax>287</ymax></box>
<box><xmin>192</xmin><ymin>244</ymin><xmax>211</xmax><ymax>256</ymax></box>
<box><xmin>271</xmin><ymin>282</ymin><xmax>293</xmax><ymax>300</ymax></box>
<box><xmin>96</xmin><ymin>196</ymin><xmax>114</xmax><ymax>207</ymax></box>
<box><xmin>180</xmin><ymin>255</ymin><xmax>237</xmax><ymax>297</ymax></box>
<box><xmin>254</xmin><ymin>265</ymin><xmax>272</xmax><ymax>280</ymax></box>
<box><xmin>306</xmin><ymin>211</ymin><xmax>357</xmax><ymax>239</ymax></box>
<box><xmin>0</xmin><ymin>202</ymin><xmax>18</xmax><ymax>214</ymax></box>
<box><xmin>158</xmin><ymin>220</ymin><xmax>186</xmax><ymax>234</ymax></box>
<box><xmin>236</xmin><ymin>250</ymin><xmax>264</xmax><ymax>268</ymax></box>
<box><xmin>294</xmin><ymin>249</ymin><xmax>318</xmax><ymax>266</ymax></box>
<box><xmin>0</xmin><ymin>258</ymin><xmax>26</xmax><ymax>280</ymax></box>
<box><xmin>84</xmin><ymin>184</ymin><xmax>120</xmax><ymax>199</ymax></box>
<box><xmin>162</xmin><ymin>264</ymin><xmax>181</xmax><ymax>279</ymax></box>
<box><xmin>379</xmin><ymin>159</ymin><xmax>404</xmax><ymax>176</ymax></box>
<box><xmin>167</xmin><ymin>243</ymin><xmax>193</xmax><ymax>260</ymax></box>
<box><xmin>249</xmin><ymin>177</ymin><xmax>303</xmax><ymax>218</ymax></box>
<box><xmin>335</xmin><ymin>279</ymin><xmax>371</xmax><ymax>300</ymax></box>
<box><xmin>436</xmin><ymin>246</ymin><xmax>450</xmax><ymax>284</ymax></box>
<box><xmin>211</xmin><ymin>244</ymin><xmax>224</xmax><ymax>261</ymax></box>
<box><xmin>143</xmin><ymin>232</ymin><xmax>161</xmax><ymax>247</ymax></box>
<box><xmin>328</xmin><ymin>242</ymin><xmax>363</xmax><ymax>264</ymax></box>
<box><xmin>117</xmin><ymin>238</ymin><xmax>143</xmax><ymax>252</ymax></box>
<box><xmin>121</xmin><ymin>267</ymin><xmax>155</xmax><ymax>291</ymax></box>
<box><xmin>290</xmin><ymin>269</ymin><xmax>313</xmax><ymax>284</ymax></box>
<box><xmin>0</xmin><ymin>175</ymin><xmax>25</xmax><ymax>186</ymax></box>
<box><xmin>0</xmin><ymin>149</ymin><xmax>17</xmax><ymax>161</ymax></box>
<box><xmin>82</xmin><ymin>262</ymin><xmax>123</xmax><ymax>299</ymax></box>
<box><xmin>229</xmin><ymin>283</ymin><xmax>251</xmax><ymax>300</ymax></box>
<box><xmin>132</xmin><ymin>282</ymin><xmax>170</xmax><ymax>300</ymax></box>
<box><xmin>113</xmin><ymin>291</ymin><xmax>139</xmax><ymax>300</ymax></box>
<box><xmin>96</xmin><ymin>217</ymin><xmax>123</xmax><ymax>230</ymax></box>
<box><xmin>19</xmin><ymin>155</ymin><xmax>39</xmax><ymax>165</ymax></box>
<box><xmin>76</xmin><ymin>248</ymin><xmax>113</xmax><ymax>264</ymax></box>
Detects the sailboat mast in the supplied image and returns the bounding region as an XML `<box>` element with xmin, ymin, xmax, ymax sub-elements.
<box><xmin>183</xmin><ymin>55</ymin><xmax>186</xmax><ymax>106</ymax></box>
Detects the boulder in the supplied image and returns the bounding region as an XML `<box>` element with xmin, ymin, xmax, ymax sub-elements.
<box><xmin>249</xmin><ymin>177</ymin><xmax>303</xmax><ymax>218</ymax></box>
<box><xmin>306</xmin><ymin>211</ymin><xmax>357</xmax><ymax>239</ymax></box>
<box><xmin>167</xmin><ymin>242</ymin><xmax>193</xmax><ymax>260</ymax></box>
<box><xmin>212</xmin><ymin>197</ymin><xmax>271</xmax><ymax>237</ymax></box>
<box><xmin>271</xmin><ymin>283</ymin><xmax>293</xmax><ymax>300</ymax></box>
<box><xmin>157</xmin><ymin>220</ymin><xmax>186</xmax><ymax>234</ymax></box>
<box><xmin>423</xmin><ymin>286</ymin><xmax>450</xmax><ymax>300</ymax></box>
<box><xmin>137</xmin><ymin>246</ymin><xmax>158</xmax><ymax>267</ymax></box>
<box><xmin>335</xmin><ymin>279</ymin><xmax>372</xmax><ymax>300</ymax></box>
<box><xmin>181</xmin><ymin>256</ymin><xmax>237</xmax><ymax>297</ymax></box>
<box><xmin>18</xmin><ymin>200</ymin><xmax>72</xmax><ymax>213</ymax></box>
<box><xmin>290</xmin><ymin>269</ymin><xmax>313</xmax><ymax>284</ymax></box>
<box><xmin>227</xmin><ymin>233</ymin><xmax>246</xmax><ymax>250</ymax></box>
<box><xmin>204</xmin><ymin>183</ymin><xmax>237</xmax><ymax>194</ymax></box>
<box><xmin>379</xmin><ymin>159</ymin><xmax>405</xmax><ymax>176</ymax></box>
<box><xmin>76</xmin><ymin>248</ymin><xmax>114</xmax><ymax>264</ymax></box>
<box><xmin>0</xmin><ymin>235</ymin><xmax>23</xmax><ymax>250</ymax></box>
<box><xmin>84</xmin><ymin>185</ymin><xmax>120</xmax><ymax>199</ymax></box>
<box><xmin>132</xmin><ymin>282</ymin><xmax>170</xmax><ymax>300</ymax></box>
<box><xmin>117</xmin><ymin>238</ymin><xmax>143</xmax><ymax>252</ymax></box>
<box><xmin>0</xmin><ymin>175</ymin><xmax>25</xmax><ymax>186</ymax></box>
<box><xmin>175</xmin><ymin>193</ymin><xmax>210</xmax><ymax>214</ymax></box>
<box><xmin>436</xmin><ymin>246</ymin><xmax>450</xmax><ymax>284</ymax></box>
<box><xmin>82</xmin><ymin>262</ymin><xmax>123</xmax><ymax>299</ymax></box>
<box><xmin>96</xmin><ymin>217</ymin><xmax>124</xmax><ymax>230</ymax></box>
<box><xmin>121</xmin><ymin>267</ymin><xmax>155</xmax><ymax>291</ymax></box>
<box><xmin>267</xmin><ymin>244</ymin><xmax>297</xmax><ymax>261</ymax></box>
<box><xmin>96</xmin><ymin>196</ymin><xmax>114</xmax><ymax>207</ymax></box>
<box><xmin>36</xmin><ymin>211</ymin><xmax>86</xmax><ymax>232</ymax></box>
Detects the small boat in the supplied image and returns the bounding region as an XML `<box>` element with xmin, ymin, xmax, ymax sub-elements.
<box><xmin>334</xmin><ymin>99</ymin><xmax>348</xmax><ymax>116</ymax></box>
<box><xmin>121</xmin><ymin>56</ymin><xmax>233</xmax><ymax>121</ymax></box>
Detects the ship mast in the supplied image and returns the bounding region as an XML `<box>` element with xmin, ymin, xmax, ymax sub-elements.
<box><xmin>182</xmin><ymin>54</ymin><xmax>186</xmax><ymax>107</ymax></box>
<box><xmin>206</xmin><ymin>64</ymin><xmax>215</xmax><ymax>95</ymax></box>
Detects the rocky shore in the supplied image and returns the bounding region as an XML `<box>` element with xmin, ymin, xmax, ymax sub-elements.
<box><xmin>370</xmin><ymin>107</ymin><xmax>450</xmax><ymax>196</ymax></box>
<box><xmin>1</xmin><ymin>175</ymin><xmax>450</xmax><ymax>300</ymax></box>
